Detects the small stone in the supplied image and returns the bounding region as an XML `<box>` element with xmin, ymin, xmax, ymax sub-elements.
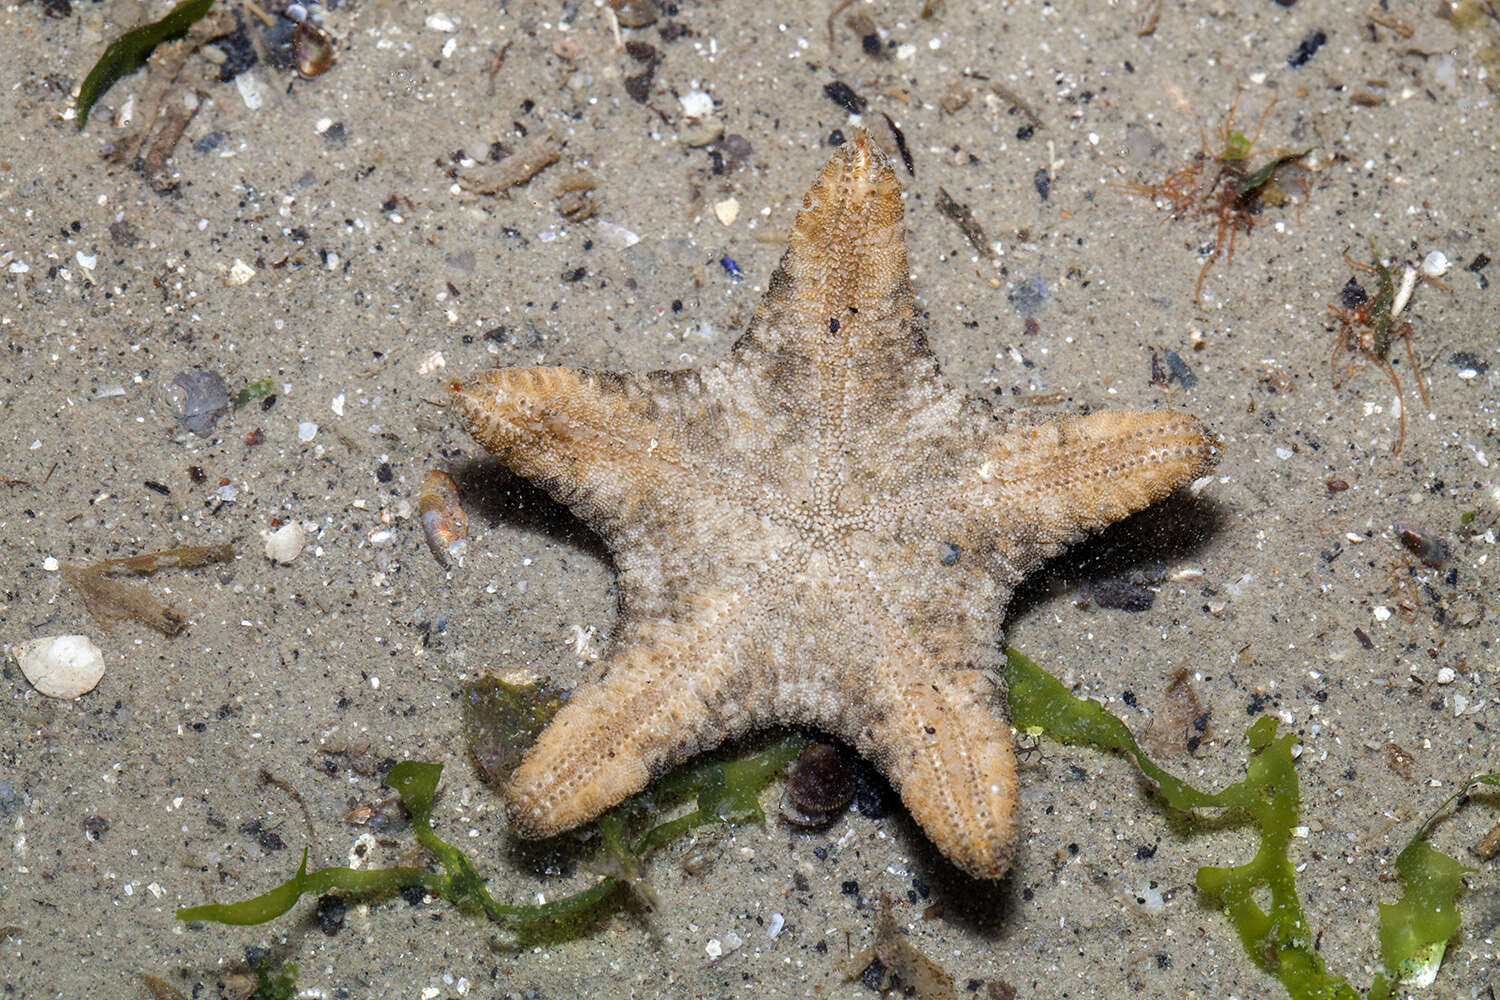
<box><xmin>1435</xmin><ymin>666</ymin><xmax>1456</xmax><ymax>685</ymax></box>
<box><xmin>713</xmin><ymin>198</ymin><xmax>740</xmax><ymax>226</ymax></box>
<box><xmin>11</xmin><ymin>634</ymin><xmax>106</xmax><ymax>699</ymax></box>
<box><xmin>297</xmin><ymin>421</ymin><xmax>319</xmax><ymax>442</ymax></box>
<box><xmin>264</xmin><ymin>523</ymin><xmax>307</xmax><ymax>564</ymax></box>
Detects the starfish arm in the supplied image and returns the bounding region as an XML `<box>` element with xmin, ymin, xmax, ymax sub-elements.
<box><xmin>725</xmin><ymin>129</ymin><xmax>949</xmax><ymax>427</ymax></box>
<box><xmin>451</xmin><ymin>366</ymin><xmax>743</xmax><ymax>542</ymax></box>
<box><xmin>845</xmin><ymin>666</ymin><xmax>1019</xmax><ymax>881</ymax></box>
<box><xmin>504</xmin><ymin>590</ymin><xmax>762</xmax><ymax>838</ymax></box>
<box><xmin>963</xmin><ymin>409</ymin><xmax>1216</xmax><ymax>579</ymax></box>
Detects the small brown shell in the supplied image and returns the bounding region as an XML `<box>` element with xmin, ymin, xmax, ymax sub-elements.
<box><xmin>294</xmin><ymin>21</ymin><xmax>337</xmax><ymax>78</ymax></box>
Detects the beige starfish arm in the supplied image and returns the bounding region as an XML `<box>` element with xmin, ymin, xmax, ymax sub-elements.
<box><xmin>841</xmin><ymin>665</ymin><xmax>1019</xmax><ymax>881</ymax></box>
<box><xmin>451</xmin><ymin>366</ymin><xmax>729</xmax><ymax>537</ymax></box>
<box><xmin>965</xmin><ymin>409</ymin><xmax>1216</xmax><ymax>569</ymax></box>
<box><xmin>504</xmin><ymin>591</ymin><xmax>755</xmax><ymax>838</ymax></box>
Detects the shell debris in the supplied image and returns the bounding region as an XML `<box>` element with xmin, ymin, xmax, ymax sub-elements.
<box><xmin>418</xmin><ymin>469</ymin><xmax>469</xmax><ymax>568</ymax></box>
<box><xmin>10</xmin><ymin>635</ymin><xmax>106</xmax><ymax>699</ymax></box>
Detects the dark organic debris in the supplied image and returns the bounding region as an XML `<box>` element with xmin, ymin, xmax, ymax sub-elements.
<box><xmin>1145</xmin><ymin>668</ymin><xmax>1212</xmax><ymax>757</ymax></box>
<box><xmin>823</xmin><ymin>80</ymin><xmax>867</xmax><ymax>115</ymax></box>
<box><xmin>169</xmin><ymin>369</ymin><xmax>230</xmax><ymax>435</ymax></box>
<box><xmin>1288</xmin><ymin>29</ymin><xmax>1328</xmax><ymax>68</ymax></box>
<box><xmin>935</xmin><ymin>187</ymin><xmax>993</xmax><ymax>259</ymax></box>
<box><xmin>64</xmin><ymin>543</ymin><xmax>233</xmax><ymax>636</ymax></box>
<box><xmin>843</xmin><ymin>892</ymin><xmax>960</xmax><ymax>1000</ymax></box>
<box><xmin>880</xmin><ymin>112</ymin><xmax>914</xmax><ymax>176</ymax></box>
<box><xmin>1033</xmin><ymin>167</ymin><xmax>1050</xmax><ymax>202</ymax></box>
<box><xmin>461</xmin><ymin>676</ymin><xmax>566</xmax><ymax>790</ymax></box>
<box><xmin>457</xmin><ymin>133</ymin><xmax>562</xmax><ymax>196</ymax></box>
<box><xmin>1085</xmin><ymin>576</ymin><xmax>1157</xmax><ymax>612</ymax></box>
<box><xmin>1149</xmin><ymin>346</ymin><xmax>1197</xmax><ymax>391</ymax></box>
<box><xmin>1395</xmin><ymin>523</ymin><xmax>1450</xmax><ymax>569</ymax></box>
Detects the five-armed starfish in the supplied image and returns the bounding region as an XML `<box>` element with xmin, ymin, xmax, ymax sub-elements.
<box><xmin>452</xmin><ymin>130</ymin><xmax>1215</xmax><ymax>879</ymax></box>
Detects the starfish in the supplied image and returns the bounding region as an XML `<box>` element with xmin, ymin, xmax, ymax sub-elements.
<box><xmin>451</xmin><ymin>129</ymin><xmax>1215</xmax><ymax>880</ymax></box>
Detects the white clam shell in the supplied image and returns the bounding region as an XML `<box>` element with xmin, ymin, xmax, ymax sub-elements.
<box><xmin>264</xmin><ymin>522</ymin><xmax>307</xmax><ymax>564</ymax></box>
<box><xmin>11</xmin><ymin>634</ymin><xmax>106</xmax><ymax>699</ymax></box>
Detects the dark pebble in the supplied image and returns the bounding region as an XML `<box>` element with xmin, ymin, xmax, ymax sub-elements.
<box><xmin>215</xmin><ymin>20</ymin><xmax>260</xmax><ymax>82</ymax></box>
<box><xmin>1340</xmin><ymin>277</ymin><xmax>1368</xmax><ymax>308</ymax></box>
<box><xmin>1088</xmin><ymin>577</ymin><xmax>1157</xmax><ymax>612</ymax></box>
<box><xmin>376</xmin><ymin>462</ymin><xmax>394</xmax><ymax>483</ymax></box>
<box><xmin>315</xmin><ymin>894</ymin><xmax>346</xmax><ymax>936</ymax></box>
<box><xmin>1450</xmin><ymin>351</ymin><xmax>1488</xmax><ymax>374</ymax></box>
<box><xmin>624</xmin><ymin>66</ymin><xmax>655</xmax><ymax>104</ymax></box>
<box><xmin>1033</xmin><ymin>168</ymin><xmax>1050</xmax><ymax>201</ymax></box>
<box><xmin>853</xmin><ymin>760</ymin><xmax>896</xmax><ymax>819</ymax></box>
<box><xmin>1288</xmin><ymin>29</ymin><xmax>1327</xmax><ymax>68</ymax></box>
<box><xmin>823</xmin><ymin>80</ymin><xmax>867</xmax><ymax>115</ymax></box>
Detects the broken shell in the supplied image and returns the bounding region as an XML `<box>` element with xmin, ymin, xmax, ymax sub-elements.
<box><xmin>264</xmin><ymin>522</ymin><xmax>307</xmax><ymax>564</ymax></box>
<box><xmin>11</xmin><ymin>634</ymin><xmax>106</xmax><ymax>699</ymax></box>
<box><xmin>680</xmin><ymin>118</ymin><xmax>725</xmax><ymax>148</ymax></box>
<box><xmin>418</xmin><ymin>470</ymin><xmax>468</xmax><ymax>568</ymax></box>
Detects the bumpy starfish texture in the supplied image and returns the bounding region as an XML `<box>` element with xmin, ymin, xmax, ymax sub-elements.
<box><xmin>452</xmin><ymin>130</ymin><xmax>1215</xmax><ymax>880</ymax></box>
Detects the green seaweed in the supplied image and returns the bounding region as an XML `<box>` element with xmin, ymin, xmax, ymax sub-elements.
<box><xmin>1005</xmin><ymin>647</ymin><xmax>1493</xmax><ymax>1000</ymax></box>
<box><xmin>74</xmin><ymin>0</ymin><xmax>217</xmax><ymax>128</ymax></box>
<box><xmin>1223</xmin><ymin>129</ymin><xmax>1254</xmax><ymax>162</ymax></box>
<box><xmin>178</xmin><ymin>738</ymin><xmax>804</xmax><ymax>941</ymax></box>
<box><xmin>233</xmin><ymin>377</ymin><xmax>275</xmax><ymax>409</ymax></box>
<box><xmin>1236</xmin><ymin>148</ymin><xmax>1314</xmax><ymax>201</ymax></box>
<box><xmin>252</xmin><ymin>961</ymin><xmax>297</xmax><ymax>1000</ymax></box>
<box><xmin>1364</xmin><ymin>236</ymin><xmax>1396</xmax><ymax>357</ymax></box>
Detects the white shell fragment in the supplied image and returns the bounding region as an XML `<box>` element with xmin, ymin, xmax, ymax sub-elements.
<box><xmin>714</xmin><ymin>198</ymin><xmax>741</xmax><ymax>227</ymax></box>
<box><xmin>1420</xmin><ymin>250</ymin><xmax>1450</xmax><ymax>278</ymax></box>
<box><xmin>263</xmin><ymin>522</ymin><xmax>307</xmax><ymax>564</ymax></box>
<box><xmin>11</xmin><ymin>635</ymin><xmax>106</xmax><ymax>699</ymax></box>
